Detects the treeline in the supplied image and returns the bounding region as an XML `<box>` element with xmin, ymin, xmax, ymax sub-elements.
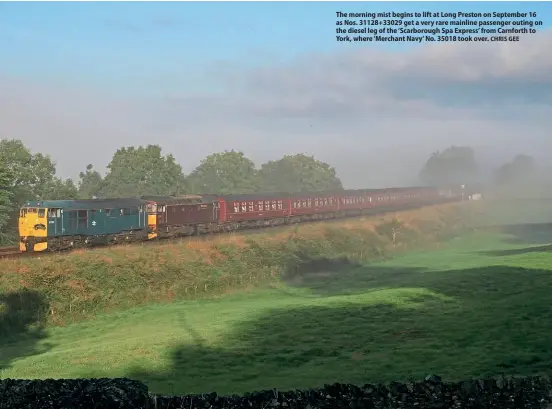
<box><xmin>419</xmin><ymin>145</ymin><xmax>539</xmax><ymax>187</ymax></box>
<box><xmin>0</xmin><ymin>139</ymin><xmax>343</xmax><ymax>242</ymax></box>
<box><xmin>0</xmin><ymin>140</ymin><xmax>539</xmax><ymax>243</ymax></box>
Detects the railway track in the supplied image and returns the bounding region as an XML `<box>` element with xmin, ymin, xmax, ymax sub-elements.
<box><xmin>0</xmin><ymin>246</ymin><xmax>21</xmax><ymax>258</ymax></box>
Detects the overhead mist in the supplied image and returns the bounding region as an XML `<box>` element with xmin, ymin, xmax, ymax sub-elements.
<box><xmin>1</xmin><ymin>27</ymin><xmax>551</xmax><ymax>188</ymax></box>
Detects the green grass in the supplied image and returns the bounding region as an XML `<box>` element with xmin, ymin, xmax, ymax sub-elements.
<box><xmin>3</xmin><ymin>223</ymin><xmax>552</xmax><ymax>396</ymax></box>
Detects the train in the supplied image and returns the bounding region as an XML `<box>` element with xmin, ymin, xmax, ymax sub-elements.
<box><xmin>17</xmin><ymin>185</ymin><xmax>466</xmax><ymax>252</ymax></box>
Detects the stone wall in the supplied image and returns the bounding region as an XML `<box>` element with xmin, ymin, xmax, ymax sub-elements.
<box><xmin>2</xmin><ymin>375</ymin><xmax>552</xmax><ymax>409</ymax></box>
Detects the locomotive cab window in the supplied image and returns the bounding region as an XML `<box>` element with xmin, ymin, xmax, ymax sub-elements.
<box><xmin>106</xmin><ymin>208</ymin><xmax>112</xmax><ymax>216</ymax></box>
<box><xmin>121</xmin><ymin>208</ymin><xmax>135</xmax><ymax>216</ymax></box>
<box><xmin>38</xmin><ymin>209</ymin><xmax>45</xmax><ymax>218</ymax></box>
<box><xmin>20</xmin><ymin>209</ymin><xmax>27</xmax><ymax>217</ymax></box>
<box><xmin>48</xmin><ymin>209</ymin><xmax>61</xmax><ymax>218</ymax></box>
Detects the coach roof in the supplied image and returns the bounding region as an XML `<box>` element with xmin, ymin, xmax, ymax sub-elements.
<box><xmin>142</xmin><ymin>195</ymin><xmax>205</xmax><ymax>205</ymax></box>
<box><xmin>23</xmin><ymin>198</ymin><xmax>146</xmax><ymax>209</ymax></box>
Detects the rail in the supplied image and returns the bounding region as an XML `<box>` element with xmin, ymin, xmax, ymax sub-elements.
<box><xmin>0</xmin><ymin>246</ymin><xmax>21</xmax><ymax>258</ymax></box>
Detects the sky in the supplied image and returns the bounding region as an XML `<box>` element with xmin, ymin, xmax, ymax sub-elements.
<box><xmin>1</xmin><ymin>1</ymin><xmax>551</xmax><ymax>188</ymax></box>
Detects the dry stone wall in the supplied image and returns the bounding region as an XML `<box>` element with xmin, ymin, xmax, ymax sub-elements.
<box><xmin>2</xmin><ymin>375</ymin><xmax>552</xmax><ymax>409</ymax></box>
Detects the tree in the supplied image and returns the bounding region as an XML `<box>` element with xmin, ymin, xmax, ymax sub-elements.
<box><xmin>419</xmin><ymin>146</ymin><xmax>478</xmax><ymax>186</ymax></box>
<box><xmin>78</xmin><ymin>164</ymin><xmax>104</xmax><ymax>199</ymax></box>
<box><xmin>101</xmin><ymin>145</ymin><xmax>185</xmax><ymax>197</ymax></box>
<box><xmin>0</xmin><ymin>139</ymin><xmax>64</xmax><ymax>203</ymax></box>
<box><xmin>0</xmin><ymin>163</ymin><xmax>14</xmax><ymax>239</ymax></box>
<box><xmin>187</xmin><ymin>150</ymin><xmax>260</xmax><ymax>194</ymax></box>
<box><xmin>494</xmin><ymin>154</ymin><xmax>536</xmax><ymax>185</ymax></box>
<box><xmin>259</xmin><ymin>154</ymin><xmax>343</xmax><ymax>193</ymax></box>
<box><xmin>46</xmin><ymin>178</ymin><xmax>78</xmax><ymax>200</ymax></box>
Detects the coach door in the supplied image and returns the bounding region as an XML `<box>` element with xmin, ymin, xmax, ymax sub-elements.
<box><xmin>212</xmin><ymin>202</ymin><xmax>220</xmax><ymax>221</ymax></box>
<box><xmin>47</xmin><ymin>208</ymin><xmax>62</xmax><ymax>235</ymax></box>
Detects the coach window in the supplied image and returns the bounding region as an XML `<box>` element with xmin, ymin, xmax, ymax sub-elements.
<box><xmin>257</xmin><ymin>201</ymin><xmax>263</xmax><ymax>211</ymax></box>
<box><xmin>241</xmin><ymin>202</ymin><xmax>247</xmax><ymax>212</ymax></box>
<box><xmin>234</xmin><ymin>204</ymin><xmax>239</xmax><ymax>213</ymax></box>
<box><xmin>67</xmin><ymin>211</ymin><xmax>78</xmax><ymax>229</ymax></box>
<box><xmin>248</xmin><ymin>201</ymin><xmax>254</xmax><ymax>212</ymax></box>
<box><xmin>277</xmin><ymin>200</ymin><xmax>283</xmax><ymax>210</ymax></box>
<box><xmin>77</xmin><ymin>210</ymin><xmax>88</xmax><ymax>228</ymax></box>
<box><xmin>307</xmin><ymin>199</ymin><xmax>312</xmax><ymax>207</ymax></box>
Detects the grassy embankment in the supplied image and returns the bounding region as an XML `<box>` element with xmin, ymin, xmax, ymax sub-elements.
<box><xmin>0</xmin><ymin>202</ymin><xmax>475</xmax><ymax>326</ymax></box>
<box><xmin>3</xmin><ymin>200</ymin><xmax>552</xmax><ymax>396</ymax></box>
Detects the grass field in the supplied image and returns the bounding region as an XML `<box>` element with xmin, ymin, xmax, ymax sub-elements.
<box><xmin>2</xmin><ymin>212</ymin><xmax>552</xmax><ymax>396</ymax></box>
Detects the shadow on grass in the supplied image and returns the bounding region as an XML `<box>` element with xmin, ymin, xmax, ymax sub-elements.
<box><xmin>480</xmin><ymin>244</ymin><xmax>552</xmax><ymax>257</ymax></box>
<box><xmin>0</xmin><ymin>289</ymin><xmax>52</xmax><ymax>370</ymax></box>
<box><xmin>126</xmin><ymin>265</ymin><xmax>552</xmax><ymax>396</ymax></box>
